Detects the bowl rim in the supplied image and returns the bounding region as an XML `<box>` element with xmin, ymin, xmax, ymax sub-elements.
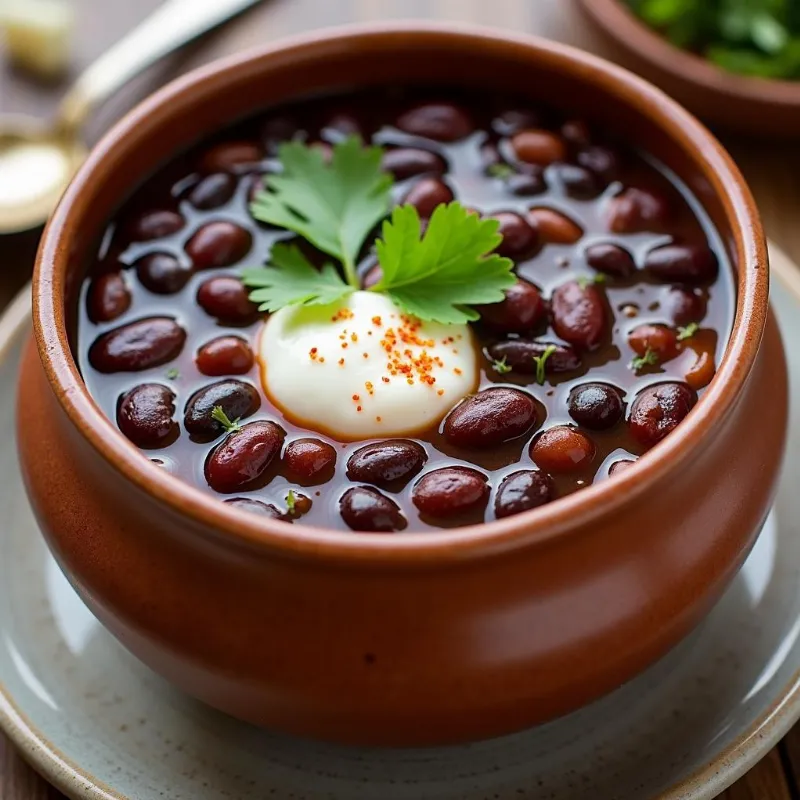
<box><xmin>32</xmin><ymin>20</ymin><xmax>768</xmax><ymax>565</ymax></box>
<box><xmin>578</xmin><ymin>0</ymin><xmax>800</xmax><ymax>105</ymax></box>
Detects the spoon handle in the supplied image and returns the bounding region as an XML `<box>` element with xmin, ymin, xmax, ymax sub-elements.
<box><xmin>57</xmin><ymin>0</ymin><xmax>262</xmax><ymax>131</ymax></box>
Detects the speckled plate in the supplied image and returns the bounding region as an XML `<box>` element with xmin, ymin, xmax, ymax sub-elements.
<box><xmin>2</xmin><ymin>244</ymin><xmax>800</xmax><ymax>800</ymax></box>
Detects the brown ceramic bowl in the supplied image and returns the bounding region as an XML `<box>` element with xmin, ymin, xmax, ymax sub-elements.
<box><xmin>17</xmin><ymin>22</ymin><xmax>787</xmax><ymax>746</ymax></box>
<box><xmin>578</xmin><ymin>0</ymin><xmax>800</xmax><ymax>137</ymax></box>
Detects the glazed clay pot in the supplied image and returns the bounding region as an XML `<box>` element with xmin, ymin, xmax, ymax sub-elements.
<box><xmin>17</xmin><ymin>24</ymin><xmax>787</xmax><ymax>746</ymax></box>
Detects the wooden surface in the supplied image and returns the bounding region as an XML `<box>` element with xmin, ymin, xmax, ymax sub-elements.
<box><xmin>2</xmin><ymin>0</ymin><xmax>800</xmax><ymax>797</ymax></box>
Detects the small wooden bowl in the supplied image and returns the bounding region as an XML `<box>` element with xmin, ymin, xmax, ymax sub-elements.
<box><xmin>578</xmin><ymin>0</ymin><xmax>800</xmax><ymax>137</ymax></box>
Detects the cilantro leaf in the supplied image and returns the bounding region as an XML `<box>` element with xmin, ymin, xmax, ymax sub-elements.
<box><xmin>242</xmin><ymin>243</ymin><xmax>352</xmax><ymax>312</ymax></box>
<box><xmin>533</xmin><ymin>344</ymin><xmax>557</xmax><ymax>385</ymax></box>
<box><xmin>372</xmin><ymin>203</ymin><xmax>516</xmax><ymax>324</ymax></box>
<box><xmin>677</xmin><ymin>322</ymin><xmax>699</xmax><ymax>341</ymax></box>
<box><xmin>631</xmin><ymin>348</ymin><xmax>660</xmax><ymax>372</ymax></box>
<box><xmin>249</xmin><ymin>136</ymin><xmax>392</xmax><ymax>287</ymax></box>
<box><xmin>492</xmin><ymin>356</ymin><xmax>513</xmax><ymax>375</ymax></box>
<box><xmin>211</xmin><ymin>405</ymin><xmax>241</xmax><ymax>434</ymax></box>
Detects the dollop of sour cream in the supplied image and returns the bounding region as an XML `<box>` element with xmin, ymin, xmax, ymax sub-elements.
<box><xmin>259</xmin><ymin>291</ymin><xmax>478</xmax><ymax>440</ymax></box>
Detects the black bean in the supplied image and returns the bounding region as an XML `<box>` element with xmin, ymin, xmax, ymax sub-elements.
<box><xmin>89</xmin><ymin>317</ymin><xmax>186</xmax><ymax>373</ymax></box>
<box><xmin>494</xmin><ymin>470</ymin><xmax>554</xmax><ymax>518</ymax></box>
<box><xmin>339</xmin><ymin>487</ymin><xmax>407</xmax><ymax>532</ymax></box>
<box><xmin>135</xmin><ymin>253</ymin><xmax>192</xmax><ymax>295</ymax></box>
<box><xmin>184</xmin><ymin>380</ymin><xmax>261</xmax><ymax>438</ymax></box>
<box><xmin>568</xmin><ymin>383</ymin><xmax>624</xmax><ymax>430</ymax></box>
<box><xmin>346</xmin><ymin>440</ymin><xmax>426</xmax><ymax>488</ymax></box>
<box><xmin>444</xmin><ymin>389</ymin><xmax>537</xmax><ymax>449</ymax></box>
<box><xmin>117</xmin><ymin>383</ymin><xmax>177</xmax><ymax>448</ymax></box>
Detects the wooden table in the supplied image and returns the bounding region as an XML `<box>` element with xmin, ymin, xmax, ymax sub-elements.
<box><xmin>2</xmin><ymin>0</ymin><xmax>800</xmax><ymax>797</ymax></box>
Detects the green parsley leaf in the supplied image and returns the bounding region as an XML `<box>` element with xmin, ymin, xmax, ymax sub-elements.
<box><xmin>211</xmin><ymin>405</ymin><xmax>241</xmax><ymax>434</ymax></box>
<box><xmin>492</xmin><ymin>356</ymin><xmax>513</xmax><ymax>375</ymax></box>
<box><xmin>532</xmin><ymin>344</ymin><xmax>557</xmax><ymax>385</ymax></box>
<box><xmin>372</xmin><ymin>203</ymin><xmax>516</xmax><ymax>324</ymax></box>
<box><xmin>577</xmin><ymin>273</ymin><xmax>606</xmax><ymax>289</ymax></box>
<box><xmin>242</xmin><ymin>243</ymin><xmax>352</xmax><ymax>312</ymax></box>
<box><xmin>165</xmin><ymin>367</ymin><xmax>179</xmax><ymax>380</ymax></box>
<box><xmin>285</xmin><ymin>489</ymin><xmax>297</xmax><ymax>514</ymax></box>
<box><xmin>631</xmin><ymin>348</ymin><xmax>660</xmax><ymax>372</ymax></box>
<box><xmin>249</xmin><ymin>136</ymin><xmax>392</xmax><ymax>288</ymax></box>
<box><xmin>676</xmin><ymin>322</ymin><xmax>699</xmax><ymax>341</ymax></box>
<box><xmin>487</xmin><ymin>163</ymin><xmax>514</xmax><ymax>179</ymax></box>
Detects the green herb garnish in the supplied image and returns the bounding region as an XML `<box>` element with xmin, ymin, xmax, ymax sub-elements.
<box><xmin>165</xmin><ymin>367</ymin><xmax>179</xmax><ymax>380</ymax></box>
<box><xmin>631</xmin><ymin>348</ymin><xmax>660</xmax><ymax>372</ymax></box>
<box><xmin>242</xmin><ymin>139</ymin><xmax>516</xmax><ymax>325</ymax></box>
<box><xmin>487</xmin><ymin>163</ymin><xmax>514</xmax><ymax>179</ymax></box>
<box><xmin>372</xmin><ymin>203</ymin><xmax>515</xmax><ymax>324</ymax></box>
<box><xmin>211</xmin><ymin>405</ymin><xmax>241</xmax><ymax>434</ymax></box>
<box><xmin>577</xmin><ymin>273</ymin><xmax>606</xmax><ymax>289</ymax></box>
<box><xmin>492</xmin><ymin>356</ymin><xmax>513</xmax><ymax>375</ymax></box>
<box><xmin>285</xmin><ymin>489</ymin><xmax>297</xmax><ymax>514</ymax></box>
<box><xmin>623</xmin><ymin>0</ymin><xmax>800</xmax><ymax>80</ymax></box>
<box><xmin>533</xmin><ymin>345</ymin><xmax>557</xmax><ymax>385</ymax></box>
<box><xmin>677</xmin><ymin>322</ymin><xmax>699</xmax><ymax>341</ymax></box>
<box><xmin>249</xmin><ymin>136</ymin><xmax>391</xmax><ymax>289</ymax></box>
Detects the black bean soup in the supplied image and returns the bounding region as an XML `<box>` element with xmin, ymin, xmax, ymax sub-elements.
<box><xmin>76</xmin><ymin>87</ymin><xmax>735</xmax><ymax>533</ymax></box>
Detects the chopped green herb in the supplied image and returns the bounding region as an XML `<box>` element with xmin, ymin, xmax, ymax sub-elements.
<box><xmin>577</xmin><ymin>273</ymin><xmax>606</xmax><ymax>289</ymax></box>
<box><xmin>677</xmin><ymin>322</ymin><xmax>699</xmax><ymax>341</ymax></box>
<box><xmin>165</xmin><ymin>367</ymin><xmax>179</xmax><ymax>380</ymax></box>
<box><xmin>631</xmin><ymin>348</ymin><xmax>660</xmax><ymax>372</ymax></box>
<box><xmin>211</xmin><ymin>405</ymin><xmax>241</xmax><ymax>434</ymax></box>
<box><xmin>285</xmin><ymin>489</ymin><xmax>297</xmax><ymax>514</ymax></box>
<box><xmin>487</xmin><ymin>163</ymin><xmax>514</xmax><ymax>179</ymax></box>
<box><xmin>533</xmin><ymin>345</ymin><xmax>557</xmax><ymax>385</ymax></box>
<box><xmin>492</xmin><ymin>356</ymin><xmax>513</xmax><ymax>375</ymax></box>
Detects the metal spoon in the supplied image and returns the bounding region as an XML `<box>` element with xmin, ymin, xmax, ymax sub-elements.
<box><xmin>0</xmin><ymin>0</ymin><xmax>261</xmax><ymax>234</ymax></box>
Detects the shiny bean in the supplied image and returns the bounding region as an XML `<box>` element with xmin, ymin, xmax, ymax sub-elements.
<box><xmin>340</xmin><ymin>486</ymin><xmax>407</xmax><ymax>532</ymax></box>
<box><xmin>117</xmin><ymin>383</ymin><xmax>177</xmax><ymax>448</ymax></box>
<box><xmin>511</xmin><ymin>129</ymin><xmax>566</xmax><ymax>166</ymax></box>
<box><xmin>135</xmin><ymin>253</ymin><xmax>192</xmax><ymax>294</ymax></box>
<box><xmin>508</xmin><ymin>171</ymin><xmax>547</xmax><ymax>197</ymax></box>
<box><xmin>412</xmin><ymin>467</ymin><xmax>489</xmax><ymax>518</ymax></box>
<box><xmin>577</xmin><ymin>145</ymin><xmax>619</xmax><ymax>181</ymax></box>
<box><xmin>381</xmin><ymin>148</ymin><xmax>447</xmax><ymax>180</ymax></box>
<box><xmin>284</xmin><ymin>438</ymin><xmax>337</xmax><ymax>485</ymax></box>
<box><xmin>628</xmin><ymin>323</ymin><xmax>679</xmax><ymax>362</ymax></box>
<box><xmin>531</xmin><ymin>426</ymin><xmax>596</xmax><ymax>473</ymax></box>
<box><xmin>608</xmin><ymin>187</ymin><xmax>669</xmax><ymax>233</ymax></box>
<box><xmin>201</xmin><ymin>141</ymin><xmax>262</xmax><ymax>172</ymax></box>
<box><xmin>551</xmin><ymin>280</ymin><xmax>607</xmax><ymax>351</ymax></box>
<box><xmin>196</xmin><ymin>336</ymin><xmax>254</xmax><ymax>376</ymax></box>
<box><xmin>184</xmin><ymin>380</ymin><xmax>261</xmax><ymax>438</ymax></box>
<box><xmin>444</xmin><ymin>388</ymin><xmax>537</xmax><ymax>449</ymax></box>
<box><xmin>568</xmin><ymin>383</ymin><xmax>624</xmax><ymax>430</ymax></box>
<box><xmin>528</xmin><ymin>207</ymin><xmax>583</xmax><ymax>244</ymax></box>
<box><xmin>126</xmin><ymin>209</ymin><xmax>184</xmax><ymax>242</ymax></box>
<box><xmin>205</xmin><ymin>421</ymin><xmax>284</xmax><ymax>492</ymax></box>
<box><xmin>197</xmin><ymin>276</ymin><xmax>258</xmax><ymax>324</ymax></box>
<box><xmin>188</xmin><ymin>173</ymin><xmax>236</xmax><ymax>210</ymax></box>
<box><xmin>186</xmin><ymin>221</ymin><xmax>252</xmax><ymax>269</ymax></box>
<box><xmin>645</xmin><ymin>245</ymin><xmax>719</xmax><ymax>283</ymax></box>
<box><xmin>629</xmin><ymin>382</ymin><xmax>697</xmax><ymax>448</ymax></box>
<box><xmin>585</xmin><ymin>243</ymin><xmax>635</xmax><ymax>278</ymax></box>
<box><xmin>346</xmin><ymin>440</ymin><xmax>426</xmax><ymax>488</ymax></box>
<box><xmin>553</xmin><ymin>164</ymin><xmax>599</xmax><ymax>199</ymax></box>
<box><xmin>492</xmin><ymin>211</ymin><xmax>538</xmax><ymax>259</ymax></box>
<box><xmin>403</xmin><ymin>177</ymin><xmax>454</xmax><ymax>218</ymax></box>
<box><xmin>395</xmin><ymin>102</ymin><xmax>473</xmax><ymax>141</ymax></box>
<box><xmin>663</xmin><ymin>286</ymin><xmax>707</xmax><ymax>325</ymax></box>
<box><xmin>224</xmin><ymin>497</ymin><xmax>283</xmax><ymax>518</ymax></box>
<box><xmin>89</xmin><ymin>317</ymin><xmax>186</xmax><ymax>373</ymax></box>
<box><xmin>487</xmin><ymin>339</ymin><xmax>581</xmax><ymax>374</ymax></box>
<box><xmin>87</xmin><ymin>272</ymin><xmax>131</xmax><ymax>323</ymax></box>
<box><xmin>494</xmin><ymin>470</ymin><xmax>554</xmax><ymax>518</ymax></box>
<box><xmin>477</xmin><ymin>279</ymin><xmax>546</xmax><ymax>333</ymax></box>
<box><xmin>493</xmin><ymin>109</ymin><xmax>544</xmax><ymax>136</ymax></box>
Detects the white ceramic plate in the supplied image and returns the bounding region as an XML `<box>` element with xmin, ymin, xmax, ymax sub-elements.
<box><xmin>2</xmin><ymin>245</ymin><xmax>800</xmax><ymax>800</ymax></box>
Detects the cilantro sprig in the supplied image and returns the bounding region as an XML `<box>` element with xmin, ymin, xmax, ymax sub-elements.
<box><xmin>533</xmin><ymin>345</ymin><xmax>557</xmax><ymax>385</ymax></box>
<box><xmin>631</xmin><ymin>348</ymin><xmax>660</xmax><ymax>372</ymax></box>
<box><xmin>677</xmin><ymin>322</ymin><xmax>699</xmax><ymax>341</ymax></box>
<box><xmin>211</xmin><ymin>406</ymin><xmax>241</xmax><ymax>434</ymax></box>
<box><xmin>242</xmin><ymin>138</ymin><xmax>515</xmax><ymax>325</ymax></box>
